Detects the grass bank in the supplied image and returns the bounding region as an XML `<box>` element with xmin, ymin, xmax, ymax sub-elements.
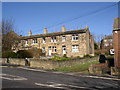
<box><xmin>54</xmin><ymin>60</ymin><xmax>99</xmax><ymax>73</ymax></box>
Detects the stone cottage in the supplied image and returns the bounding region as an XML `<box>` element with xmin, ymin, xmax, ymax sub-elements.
<box><xmin>13</xmin><ymin>26</ymin><xmax>94</xmax><ymax>57</ymax></box>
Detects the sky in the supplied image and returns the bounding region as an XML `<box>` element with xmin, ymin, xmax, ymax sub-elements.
<box><xmin>2</xmin><ymin>2</ymin><xmax>118</xmax><ymax>40</ymax></box>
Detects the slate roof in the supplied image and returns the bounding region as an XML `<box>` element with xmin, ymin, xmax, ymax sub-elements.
<box><xmin>21</xmin><ymin>29</ymin><xmax>87</xmax><ymax>39</ymax></box>
<box><xmin>104</xmin><ymin>35</ymin><xmax>113</xmax><ymax>39</ymax></box>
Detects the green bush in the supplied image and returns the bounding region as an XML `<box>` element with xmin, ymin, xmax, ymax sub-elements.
<box><xmin>28</xmin><ymin>49</ymin><xmax>45</xmax><ymax>58</ymax></box>
<box><xmin>63</xmin><ymin>54</ymin><xmax>67</xmax><ymax>58</ymax></box>
<box><xmin>2</xmin><ymin>51</ymin><xmax>19</xmax><ymax>58</ymax></box>
<box><xmin>17</xmin><ymin>49</ymin><xmax>45</xmax><ymax>58</ymax></box>
<box><xmin>51</xmin><ymin>56</ymin><xmax>69</xmax><ymax>61</ymax></box>
<box><xmin>105</xmin><ymin>52</ymin><xmax>109</xmax><ymax>55</ymax></box>
<box><xmin>17</xmin><ymin>50</ymin><xmax>33</xmax><ymax>58</ymax></box>
<box><xmin>94</xmin><ymin>43</ymin><xmax>98</xmax><ymax>49</ymax></box>
<box><xmin>95</xmin><ymin>52</ymin><xmax>100</xmax><ymax>56</ymax></box>
<box><xmin>84</xmin><ymin>54</ymin><xmax>92</xmax><ymax>58</ymax></box>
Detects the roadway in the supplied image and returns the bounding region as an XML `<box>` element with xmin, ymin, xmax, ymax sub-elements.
<box><xmin>1</xmin><ymin>64</ymin><xmax>120</xmax><ymax>90</ymax></box>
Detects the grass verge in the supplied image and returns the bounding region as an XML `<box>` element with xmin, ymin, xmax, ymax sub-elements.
<box><xmin>54</xmin><ymin>60</ymin><xmax>99</xmax><ymax>73</ymax></box>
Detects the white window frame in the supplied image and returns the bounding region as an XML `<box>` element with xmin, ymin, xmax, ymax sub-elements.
<box><xmin>42</xmin><ymin>37</ymin><xmax>46</xmax><ymax>43</ymax></box>
<box><xmin>42</xmin><ymin>47</ymin><xmax>45</xmax><ymax>53</ymax></box>
<box><xmin>72</xmin><ymin>34</ymin><xmax>78</xmax><ymax>41</ymax></box>
<box><xmin>104</xmin><ymin>43</ymin><xmax>109</xmax><ymax>46</ymax></box>
<box><xmin>52</xmin><ymin>46</ymin><xmax>57</xmax><ymax>52</ymax></box>
<box><xmin>33</xmin><ymin>38</ymin><xmax>37</xmax><ymax>44</ymax></box>
<box><xmin>51</xmin><ymin>36</ymin><xmax>57</xmax><ymax>43</ymax></box>
<box><xmin>109</xmin><ymin>39</ymin><xmax>112</xmax><ymax>42</ymax></box>
<box><xmin>25</xmin><ymin>40</ymin><xmax>28</xmax><ymax>45</ymax></box>
<box><xmin>62</xmin><ymin>36</ymin><xmax>66</xmax><ymax>42</ymax></box>
<box><xmin>104</xmin><ymin>39</ymin><xmax>107</xmax><ymax>42</ymax></box>
<box><xmin>72</xmin><ymin>45</ymin><xmax>79</xmax><ymax>52</ymax></box>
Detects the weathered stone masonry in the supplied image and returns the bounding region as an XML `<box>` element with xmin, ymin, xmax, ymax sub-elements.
<box><xmin>14</xmin><ymin>26</ymin><xmax>94</xmax><ymax>57</ymax></box>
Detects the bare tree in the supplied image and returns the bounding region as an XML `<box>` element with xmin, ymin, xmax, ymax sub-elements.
<box><xmin>2</xmin><ymin>19</ymin><xmax>20</xmax><ymax>52</ymax></box>
<box><xmin>91</xmin><ymin>32</ymin><xmax>105</xmax><ymax>49</ymax></box>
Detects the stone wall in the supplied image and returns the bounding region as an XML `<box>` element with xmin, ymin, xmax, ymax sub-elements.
<box><xmin>1</xmin><ymin>57</ymin><xmax>98</xmax><ymax>69</ymax></box>
<box><xmin>1</xmin><ymin>58</ymin><xmax>25</xmax><ymax>66</ymax></box>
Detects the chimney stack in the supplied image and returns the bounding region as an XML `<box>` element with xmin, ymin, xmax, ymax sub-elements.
<box><xmin>44</xmin><ymin>28</ymin><xmax>48</xmax><ymax>34</ymax></box>
<box><xmin>28</xmin><ymin>30</ymin><xmax>32</xmax><ymax>36</ymax></box>
<box><xmin>85</xmin><ymin>26</ymin><xmax>89</xmax><ymax>30</ymax></box>
<box><xmin>62</xmin><ymin>26</ymin><xmax>66</xmax><ymax>32</ymax></box>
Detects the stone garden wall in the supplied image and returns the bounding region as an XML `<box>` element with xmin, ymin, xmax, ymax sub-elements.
<box><xmin>1</xmin><ymin>57</ymin><xmax>98</xmax><ymax>69</ymax></box>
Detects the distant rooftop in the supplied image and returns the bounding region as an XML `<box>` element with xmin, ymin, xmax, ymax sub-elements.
<box><xmin>104</xmin><ymin>35</ymin><xmax>113</xmax><ymax>39</ymax></box>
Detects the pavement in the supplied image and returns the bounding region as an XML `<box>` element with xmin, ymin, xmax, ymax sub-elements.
<box><xmin>1</xmin><ymin>64</ymin><xmax>120</xmax><ymax>90</ymax></box>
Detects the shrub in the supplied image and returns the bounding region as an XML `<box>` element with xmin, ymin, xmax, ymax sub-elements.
<box><xmin>2</xmin><ymin>51</ymin><xmax>19</xmax><ymax>58</ymax></box>
<box><xmin>84</xmin><ymin>54</ymin><xmax>92</xmax><ymax>58</ymax></box>
<box><xmin>94</xmin><ymin>43</ymin><xmax>98</xmax><ymax>49</ymax></box>
<box><xmin>17</xmin><ymin>50</ymin><xmax>33</xmax><ymax>58</ymax></box>
<box><xmin>51</xmin><ymin>56</ymin><xmax>69</xmax><ymax>61</ymax></box>
<box><xmin>28</xmin><ymin>49</ymin><xmax>45</xmax><ymax>58</ymax></box>
<box><xmin>105</xmin><ymin>52</ymin><xmax>109</xmax><ymax>55</ymax></box>
<box><xmin>63</xmin><ymin>54</ymin><xmax>67</xmax><ymax>58</ymax></box>
<box><xmin>17</xmin><ymin>49</ymin><xmax>45</xmax><ymax>58</ymax></box>
<box><xmin>95</xmin><ymin>52</ymin><xmax>100</xmax><ymax>56</ymax></box>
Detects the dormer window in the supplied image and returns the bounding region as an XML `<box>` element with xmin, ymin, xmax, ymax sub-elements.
<box><xmin>51</xmin><ymin>36</ymin><xmax>56</xmax><ymax>43</ymax></box>
<box><xmin>72</xmin><ymin>34</ymin><xmax>78</xmax><ymax>41</ymax></box>
<box><xmin>62</xmin><ymin>36</ymin><xmax>66</xmax><ymax>42</ymax></box>
<box><xmin>33</xmin><ymin>38</ymin><xmax>37</xmax><ymax>44</ymax></box>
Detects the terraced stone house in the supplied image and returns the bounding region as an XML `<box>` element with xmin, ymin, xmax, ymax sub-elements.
<box><xmin>100</xmin><ymin>35</ymin><xmax>113</xmax><ymax>49</ymax></box>
<box><xmin>13</xmin><ymin>26</ymin><xmax>94</xmax><ymax>57</ymax></box>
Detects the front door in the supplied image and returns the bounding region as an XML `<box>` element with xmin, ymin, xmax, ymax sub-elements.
<box><xmin>62</xmin><ymin>46</ymin><xmax>66</xmax><ymax>55</ymax></box>
<box><xmin>49</xmin><ymin>47</ymin><xmax>52</xmax><ymax>56</ymax></box>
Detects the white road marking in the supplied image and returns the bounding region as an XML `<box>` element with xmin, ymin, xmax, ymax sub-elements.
<box><xmin>0</xmin><ymin>73</ymin><xmax>27</xmax><ymax>80</ymax></box>
<box><xmin>35</xmin><ymin>83</ymin><xmax>65</xmax><ymax>89</ymax></box>
<box><xmin>53</xmin><ymin>72</ymin><xmax>120</xmax><ymax>81</ymax></box>
<box><xmin>16</xmin><ymin>67</ymin><xmax>120</xmax><ymax>81</ymax></box>
<box><xmin>79</xmin><ymin>75</ymin><xmax>120</xmax><ymax>81</ymax></box>
<box><xmin>35</xmin><ymin>82</ymin><xmax>94</xmax><ymax>90</ymax></box>
<box><xmin>18</xmin><ymin>67</ymin><xmax>47</xmax><ymax>72</ymax></box>
<box><xmin>52</xmin><ymin>72</ymin><xmax>64</xmax><ymax>74</ymax></box>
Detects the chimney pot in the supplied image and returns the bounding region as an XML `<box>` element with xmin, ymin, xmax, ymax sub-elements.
<box><xmin>28</xmin><ymin>30</ymin><xmax>32</xmax><ymax>36</ymax></box>
<box><xmin>62</xmin><ymin>26</ymin><xmax>66</xmax><ymax>32</ymax></box>
<box><xmin>85</xmin><ymin>26</ymin><xmax>89</xmax><ymax>30</ymax></box>
<box><xmin>44</xmin><ymin>28</ymin><xmax>48</xmax><ymax>34</ymax></box>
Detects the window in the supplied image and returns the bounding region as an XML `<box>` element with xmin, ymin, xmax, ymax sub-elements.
<box><xmin>33</xmin><ymin>38</ymin><xmax>37</xmax><ymax>44</ymax></box>
<box><xmin>51</xmin><ymin>36</ymin><xmax>56</xmax><ymax>43</ymax></box>
<box><xmin>108</xmin><ymin>39</ymin><xmax>112</xmax><ymax>42</ymax></box>
<box><xmin>104</xmin><ymin>39</ymin><xmax>107</xmax><ymax>42</ymax></box>
<box><xmin>105</xmin><ymin>43</ymin><xmax>109</xmax><ymax>46</ymax></box>
<box><xmin>62</xmin><ymin>36</ymin><xmax>66</xmax><ymax>42</ymax></box>
<box><xmin>18</xmin><ymin>40</ymin><xmax>21</xmax><ymax>44</ymax></box>
<box><xmin>72</xmin><ymin>45</ymin><xmax>79</xmax><ymax>52</ymax></box>
<box><xmin>42</xmin><ymin>37</ymin><xmax>46</xmax><ymax>43</ymax></box>
<box><xmin>72</xmin><ymin>35</ymin><xmax>78</xmax><ymax>41</ymax></box>
<box><xmin>42</xmin><ymin>47</ymin><xmax>45</xmax><ymax>53</ymax></box>
<box><xmin>52</xmin><ymin>46</ymin><xmax>57</xmax><ymax>52</ymax></box>
<box><xmin>25</xmin><ymin>40</ymin><xmax>28</xmax><ymax>45</ymax></box>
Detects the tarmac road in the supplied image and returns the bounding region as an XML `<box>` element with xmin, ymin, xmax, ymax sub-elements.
<box><xmin>1</xmin><ymin>64</ymin><xmax>120</xmax><ymax>90</ymax></box>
